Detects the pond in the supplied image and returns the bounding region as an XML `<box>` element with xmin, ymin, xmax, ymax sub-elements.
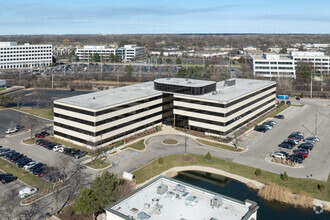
<box><xmin>174</xmin><ymin>171</ymin><xmax>329</xmax><ymax>220</ymax></box>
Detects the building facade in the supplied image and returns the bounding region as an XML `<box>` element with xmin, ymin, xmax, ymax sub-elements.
<box><xmin>105</xmin><ymin>176</ymin><xmax>259</xmax><ymax>220</ymax></box>
<box><xmin>291</xmin><ymin>51</ymin><xmax>330</xmax><ymax>75</ymax></box>
<box><xmin>54</xmin><ymin>78</ymin><xmax>276</xmax><ymax>149</ymax></box>
<box><xmin>0</xmin><ymin>79</ymin><xmax>6</xmax><ymax>88</ymax></box>
<box><xmin>0</xmin><ymin>42</ymin><xmax>52</xmax><ymax>69</ymax></box>
<box><xmin>249</xmin><ymin>53</ymin><xmax>295</xmax><ymax>78</ymax></box>
<box><xmin>76</xmin><ymin>44</ymin><xmax>145</xmax><ymax>62</ymax></box>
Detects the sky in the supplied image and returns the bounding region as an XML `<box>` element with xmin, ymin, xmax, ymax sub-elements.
<box><xmin>0</xmin><ymin>0</ymin><xmax>329</xmax><ymax>35</ymax></box>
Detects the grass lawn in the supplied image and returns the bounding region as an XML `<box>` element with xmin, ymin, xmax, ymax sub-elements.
<box><xmin>0</xmin><ymin>158</ymin><xmax>52</xmax><ymax>190</ymax></box>
<box><xmin>132</xmin><ymin>154</ymin><xmax>330</xmax><ymax>201</ymax></box>
<box><xmin>22</xmin><ymin>138</ymin><xmax>37</xmax><ymax>145</ymax></box>
<box><xmin>13</xmin><ymin>107</ymin><xmax>53</xmax><ymax>120</ymax></box>
<box><xmin>85</xmin><ymin>157</ymin><xmax>110</xmax><ymax>169</ymax></box>
<box><xmin>122</xmin><ymin>139</ymin><xmax>145</xmax><ymax>151</ymax></box>
<box><xmin>196</xmin><ymin>139</ymin><xmax>243</xmax><ymax>152</ymax></box>
<box><xmin>162</xmin><ymin>139</ymin><xmax>178</xmax><ymax>145</ymax></box>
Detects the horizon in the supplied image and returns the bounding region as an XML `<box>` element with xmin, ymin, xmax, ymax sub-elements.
<box><xmin>1</xmin><ymin>0</ymin><xmax>330</xmax><ymax>35</ymax></box>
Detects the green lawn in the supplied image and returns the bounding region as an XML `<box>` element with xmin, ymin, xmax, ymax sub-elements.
<box><xmin>196</xmin><ymin>139</ymin><xmax>243</xmax><ymax>152</ymax></box>
<box><xmin>162</xmin><ymin>139</ymin><xmax>178</xmax><ymax>145</ymax></box>
<box><xmin>85</xmin><ymin>158</ymin><xmax>110</xmax><ymax>169</ymax></box>
<box><xmin>132</xmin><ymin>154</ymin><xmax>329</xmax><ymax>201</ymax></box>
<box><xmin>0</xmin><ymin>158</ymin><xmax>52</xmax><ymax>190</ymax></box>
<box><xmin>22</xmin><ymin>138</ymin><xmax>37</xmax><ymax>145</ymax></box>
<box><xmin>13</xmin><ymin>107</ymin><xmax>54</xmax><ymax>120</ymax></box>
<box><xmin>122</xmin><ymin>139</ymin><xmax>145</xmax><ymax>151</ymax></box>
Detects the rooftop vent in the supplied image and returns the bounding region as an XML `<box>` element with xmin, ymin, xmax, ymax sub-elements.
<box><xmin>224</xmin><ymin>79</ymin><xmax>236</xmax><ymax>87</ymax></box>
<box><xmin>211</xmin><ymin>195</ymin><xmax>223</xmax><ymax>208</ymax></box>
<box><xmin>187</xmin><ymin>81</ymin><xmax>192</xmax><ymax>84</ymax></box>
<box><xmin>166</xmin><ymin>77</ymin><xmax>171</xmax><ymax>80</ymax></box>
<box><xmin>93</xmin><ymin>97</ymin><xmax>96</xmax><ymax>100</ymax></box>
<box><xmin>176</xmin><ymin>184</ymin><xmax>186</xmax><ymax>192</ymax></box>
<box><xmin>212</xmin><ymin>91</ymin><xmax>218</xmax><ymax>95</ymax></box>
<box><xmin>157</xmin><ymin>184</ymin><xmax>168</xmax><ymax>195</ymax></box>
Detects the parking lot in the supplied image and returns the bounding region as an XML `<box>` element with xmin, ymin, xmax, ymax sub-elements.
<box><xmin>235</xmin><ymin>99</ymin><xmax>330</xmax><ymax>181</ymax></box>
<box><xmin>0</xmin><ymin>109</ymin><xmax>51</xmax><ymax>139</ymax></box>
<box><xmin>7</xmin><ymin>88</ymin><xmax>94</xmax><ymax>108</ymax></box>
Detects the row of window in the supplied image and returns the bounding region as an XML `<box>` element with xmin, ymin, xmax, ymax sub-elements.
<box><xmin>1</xmin><ymin>53</ymin><xmax>51</xmax><ymax>57</ymax></box>
<box><xmin>1</xmin><ymin>57</ymin><xmax>51</xmax><ymax>61</ymax></box>
<box><xmin>0</xmin><ymin>46</ymin><xmax>51</xmax><ymax>50</ymax></box>
<box><xmin>154</xmin><ymin>82</ymin><xmax>216</xmax><ymax>96</ymax></box>
<box><xmin>54</xmin><ymin>94</ymin><xmax>163</xmax><ymax>117</ymax></box>
<box><xmin>294</xmin><ymin>58</ymin><xmax>329</xmax><ymax>61</ymax></box>
<box><xmin>174</xmin><ymin>91</ymin><xmax>275</xmax><ymax>118</ymax></box>
<box><xmin>255</xmin><ymin>71</ymin><xmax>294</xmax><ymax>75</ymax></box>
<box><xmin>0</xmin><ymin>50</ymin><xmax>51</xmax><ymax>54</ymax></box>
<box><xmin>174</xmin><ymin>84</ymin><xmax>276</xmax><ymax>109</ymax></box>
<box><xmin>176</xmin><ymin>98</ymin><xmax>275</xmax><ymax>128</ymax></box>
<box><xmin>0</xmin><ymin>63</ymin><xmax>50</xmax><ymax>69</ymax></box>
<box><xmin>54</xmin><ymin>119</ymin><xmax>162</xmax><ymax>146</ymax></box>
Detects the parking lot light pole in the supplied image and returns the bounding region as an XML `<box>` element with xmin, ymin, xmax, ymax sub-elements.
<box><xmin>184</xmin><ymin>126</ymin><xmax>187</xmax><ymax>155</ymax></box>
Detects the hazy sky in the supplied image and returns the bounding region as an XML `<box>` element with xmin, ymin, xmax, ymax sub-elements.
<box><xmin>0</xmin><ymin>0</ymin><xmax>329</xmax><ymax>35</ymax></box>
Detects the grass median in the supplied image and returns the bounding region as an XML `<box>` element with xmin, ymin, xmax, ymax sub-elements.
<box><xmin>132</xmin><ymin>154</ymin><xmax>329</xmax><ymax>201</ymax></box>
<box><xmin>13</xmin><ymin>107</ymin><xmax>53</xmax><ymax>120</ymax></box>
<box><xmin>196</xmin><ymin>139</ymin><xmax>243</xmax><ymax>152</ymax></box>
<box><xmin>122</xmin><ymin>139</ymin><xmax>145</xmax><ymax>151</ymax></box>
<box><xmin>0</xmin><ymin>158</ymin><xmax>52</xmax><ymax>190</ymax></box>
<box><xmin>85</xmin><ymin>157</ymin><xmax>110</xmax><ymax>169</ymax></box>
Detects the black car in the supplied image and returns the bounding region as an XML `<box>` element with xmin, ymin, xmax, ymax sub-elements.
<box><xmin>69</xmin><ymin>149</ymin><xmax>80</xmax><ymax>157</ymax></box>
<box><xmin>75</xmin><ymin>151</ymin><xmax>87</xmax><ymax>159</ymax></box>
<box><xmin>18</xmin><ymin>159</ymin><xmax>32</xmax><ymax>168</ymax></box>
<box><xmin>33</xmin><ymin>166</ymin><xmax>47</xmax><ymax>175</ymax></box>
<box><xmin>254</xmin><ymin>125</ymin><xmax>268</xmax><ymax>133</ymax></box>
<box><xmin>278</xmin><ymin>142</ymin><xmax>294</xmax><ymax>149</ymax></box>
<box><xmin>6</xmin><ymin>152</ymin><xmax>20</xmax><ymax>160</ymax></box>
<box><xmin>284</xmin><ymin>139</ymin><xmax>298</xmax><ymax>146</ymax></box>
<box><xmin>0</xmin><ymin>148</ymin><xmax>10</xmax><ymax>155</ymax></box>
<box><xmin>40</xmin><ymin>131</ymin><xmax>50</xmax><ymax>136</ymax></box>
<box><xmin>287</xmin><ymin>156</ymin><xmax>303</xmax><ymax>164</ymax></box>
<box><xmin>0</xmin><ymin>173</ymin><xmax>13</xmax><ymax>181</ymax></box>
<box><xmin>286</xmin><ymin>101</ymin><xmax>291</xmax><ymax>105</ymax></box>
<box><xmin>63</xmin><ymin>148</ymin><xmax>72</xmax><ymax>155</ymax></box>
<box><xmin>298</xmin><ymin>143</ymin><xmax>314</xmax><ymax>150</ymax></box>
<box><xmin>14</xmin><ymin>156</ymin><xmax>27</xmax><ymax>165</ymax></box>
<box><xmin>293</xmin><ymin>149</ymin><xmax>309</xmax><ymax>155</ymax></box>
<box><xmin>29</xmin><ymin>163</ymin><xmax>44</xmax><ymax>171</ymax></box>
<box><xmin>296</xmin><ymin>96</ymin><xmax>301</xmax><ymax>101</ymax></box>
<box><xmin>45</xmin><ymin>143</ymin><xmax>55</xmax><ymax>150</ymax></box>
<box><xmin>2</xmin><ymin>151</ymin><xmax>16</xmax><ymax>158</ymax></box>
<box><xmin>36</xmin><ymin>139</ymin><xmax>46</xmax><ymax>145</ymax></box>
<box><xmin>1</xmin><ymin>175</ymin><xmax>17</xmax><ymax>184</ymax></box>
<box><xmin>274</xmin><ymin>115</ymin><xmax>284</xmax><ymax>119</ymax></box>
<box><xmin>292</xmin><ymin>153</ymin><xmax>306</xmax><ymax>160</ymax></box>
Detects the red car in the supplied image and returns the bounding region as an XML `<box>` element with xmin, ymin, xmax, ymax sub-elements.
<box><xmin>38</xmin><ymin>167</ymin><xmax>55</xmax><ymax>177</ymax></box>
<box><xmin>35</xmin><ymin>133</ymin><xmax>45</xmax><ymax>138</ymax></box>
<box><xmin>295</xmin><ymin>152</ymin><xmax>308</xmax><ymax>158</ymax></box>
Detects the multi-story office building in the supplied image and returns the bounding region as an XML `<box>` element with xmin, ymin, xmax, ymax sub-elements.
<box><xmin>290</xmin><ymin>51</ymin><xmax>330</xmax><ymax>75</ymax></box>
<box><xmin>105</xmin><ymin>176</ymin><xmax>259</xmax><ymax>220</ymax></box>
<box><xmin>249</xmin><ymin>53</ymin><xmax>295</xmax><ymax>78</ymax></box>
<box><xmin>54</xmin><ymin>78</ymin><xmax>276</xmax><ymax>149</ymax></box>
<box><xmin>0</xmin><ymin>42</ymin><xmax>52</xmax><ymax>69</ymax></box>
<box><xmin>76</xmin><ymin>44</ymin><xmax>145</xmax><ymax>62</ymax></box>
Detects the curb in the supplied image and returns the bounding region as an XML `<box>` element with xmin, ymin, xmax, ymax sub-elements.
<box><xmin>195</xmin><ymin>139</ymin><xmax>247</xmax><ymax>153</ymax></box>
<box><xmin>264</xmin><ymin>156</ymin><xmax>303</xmax><ymax>169</ymax></box>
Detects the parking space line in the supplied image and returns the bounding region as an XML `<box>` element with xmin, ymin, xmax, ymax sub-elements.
<box><xmin>113</xmin><ymin>161</ymin><xmax>118</xmax><ymax>164</ymax></box>
<box><xmin>245</xmin><ymin>145</ymin><xmax>251</xmax><ymax>148</ymax></box>
<box><xmin>123</xmin><ymin>156</ymin><xmax>129</xmax><ymax>159</ymax></box>
<box><xmin>133</xmin><ymin>152</ymin><xmax>138</xmax><ymax>155</ymax></box>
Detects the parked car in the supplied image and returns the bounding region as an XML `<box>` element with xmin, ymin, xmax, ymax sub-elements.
<box><xmin>274</xmin><ymin>115</ymin><xmax>284</xmax><ymax>119</ymax></box>
<box><xmin>304</xmin><ymin>137</ymin><xmax>320</xmax><ymax>143</ymax></box>
<box><xmin>270</xmin><ymin>152</ymin><xmax>286</xmax><ymax>159</ymax></box>
<box><xmin>286</xmin><ymin>101</ymin><xmax>291</xmax><ymax>105</ymax></box>
<box><xmin>291</xmin><ymin>132</ymin><xmax>304</xmax><ymax>137</ymax></box>
<box><xmin>268</xmin><ymin>120</ymin><xmax>277</xmax><ymax>125</ymax></box>
<box><xmin>254</xmin><ymin>125</ymin><xmax>268</xmax><ymax>133</ymax></box>
<box><xmin>0</xmin><ymin>148</ymin><xmax>10</xmax><ymax>155</ymax></box>
<box><xmin>38</xmin><ymin>167</ymin><xmax>55</xmax><ymax>177</ymax></box>
<box><xmin>29</xmin><ymin>163</ymin><xmax>44</xmax><ymax>172</ymax></box>
<box><xmin>284</xmin><ymin>139</ymin><xmax>298</xmax><ymax>146</ymax></box>
<box><xmin>40</xmin><ymin>131</ymin><xmax>50</xmax><ymax>137</ymax></box>
<box><xmin>293</xmin><ymin>148</ymin><xmax>309</xmax><ymax>155</ymax></box>
<box><xmin>18</xmin><ymin>159</ymin><xmax>33</xmax><ymax>168</ymax></box>
<box><xmin>75</xmin><ymin>151</ymin><xmax>87</xmax><ymax>159</ymax></box>
<box><xmin>287</xmin><ymin>156</ymin><xmax>303</xmax><ymax>164</ymax></box>
<box><xmin>275</xmin><ymin>150</ymin><xmax>289</xmax><ymax>157</ymax></box>
<box><xmin>63</xmin><ymin>148</ymin><xmax>73</xmax><ymax>155</ymax></box>
<box><xmin>288</xmin><ymin>134</ymin><xmax>303</xmax><ymax>142</ymax></box>
<box><xmin>262</xmin><ymin>123</ymin><xmax>273</xmax><ymax>130</ymax></box>
<box><xmin>2</xmin><ymin>175</ymin><xmax>17</xmax><ymax>184</ymax></box>
<box><xmin>24</xmin><ymin>162</ymin><xmax>37</xmax><ymax>170</ymax></box>
<box><xmin>292</xmin><ymin>153</ymin><xmax>306</xmax><ymax>160</ymax></box>
<box><xmin>19</xmin><ymin>187</ymin><xmax>38</xmax><ymax>198</ymax></box>
<box><xmin>298</xmin><ymin>143</ymin><xmax>314</xmax><ymax>150</ymax></box>
<box><xmin>296</xmin><ymin>96</ymin><xmax>301</xmax><ymax>101</ymax></box>
<box><xmin>6</xmin><ymin>128</ymin><xmax>18</xmax><ymax>134</ymax></box>
<box><xmin>68</xmin><ymin>149</ymin><xmax>80</xmax><ymax>157</ymax></box>
<box><xmin>0</xmin><ymin>173</ymin><xmax>13</xmax><ymax>181</ymax></box>
<box><xmin>35</xmin><ymin>133</ymin><xmax>45</xmax><ymax>138</ymax></box>
<box><xmin>278</xmin><ymin>142</ymin><xmax>294</xmax><ymax>149</ymax></box>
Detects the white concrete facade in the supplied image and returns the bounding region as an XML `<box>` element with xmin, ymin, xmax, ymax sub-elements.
<box><xmin>76</xmin><ymin>44</ymin><xmax>145</xmax><ymax>62</ymax></box>
<box><xmin>249</xmin><ymin>53</ymin><xmax>295</xmax><ymax>78</ymax></box>
<box><xmin>290</xmin><ymin>51</ymin><xmax>330</xmax><ymax>75</ymax></box>
<box><xmin>0</xmin><ymin>42</ymin><xmax>52</xmax><ymax>69</ymax></box>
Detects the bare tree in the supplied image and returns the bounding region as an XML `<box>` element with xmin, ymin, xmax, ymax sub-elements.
<box><xmin>23</xmin><ymin>114</ymin><xmax>38</xmax><ymax>140</ymax></box>
<box><xmin>116</xmin><ymin>179</ymin><xmax>136</xmax><ymax>200</ymax></box>
<box><xmin>0</xmin><ymin>188</ymin><xmax>17</xmax><ymax>220</ymax></box>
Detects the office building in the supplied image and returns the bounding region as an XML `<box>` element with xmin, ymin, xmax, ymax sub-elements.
<box><xmin>105</xmin><ymin>176</ymin><xmax>259</xmax><ymax>220</ymax></box>
<box><xmin>290</xmin><ymin>52</ymin><xmax>330</xmax><ymax>75</ymax></box>
<box><xmin>0</xmin><ymin>42</ymin><xmax>52</xmax><ymax>69</ymax></box>
<box><xmin>249</xmin><ymin>53</ymin><xmax>295</xmax><ymax>78</ymax></box>
<box><xmin>54</xmin><ymin>78</ymin><xmax>276</xmax><ymax>149</ymax></box>
<box><xmin>76</xmin><ymin>44</ymin><xmax>145</xmax><ymax>62</ymax></box>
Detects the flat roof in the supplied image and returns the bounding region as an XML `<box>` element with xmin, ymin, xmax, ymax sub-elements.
<box><xmin>55</xmin><ymin>78</ymin><xmax>275</xmax><ymax>109</ymax></box>
<box><xmin>250</xmin><ymin>54</ymin><xmax>292</xmax><ymax>60</ymax></box>
<box><xmin>54</xmin><ymin>81</ymin><xmax>161</xmax><ymax>110</ymax></box>
<box><xmin>154</xmin><ymin>78</ymin><xmax>216</xmax><ymax>87</ymax></box>
<box><xmin>106</xmin><ymin>176</ymin><xmax>257</xmax><ymax>220</ymax></box>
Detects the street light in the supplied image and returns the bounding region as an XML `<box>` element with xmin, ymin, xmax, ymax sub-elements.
<box><xmin>184</xmin><ymin>126</ymin><xmax>187</xmax><ymax>155</ymax></box>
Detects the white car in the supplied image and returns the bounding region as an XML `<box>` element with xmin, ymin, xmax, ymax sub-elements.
<box><xmin>270</xmin><ymin>152</ymin><xmax>286</xmax><ymax>159</ymax></box>
<box><xmin>54</xmin><ymin>145</ymin><xmax>67</xmax><ymax>153</ymax></box>
<box><xmin>23</xmin><ymin>161</ymin><xmax>37</xmax><ymax>170</ymax></box>
<box><xmin>19</xmin><ymin>187</ymin><xmax>38</xmax><ymax>198</ymax></box>
<box><xmin>304</xmin><ymin>137</ymin><xmax>320</xmax><ymax>143</ymax></box>
<box><xmin>262</xmin><ymin>124</ymin><xmax>272</xmax><ymax>130</ymax></box>
<box><xmin>268</xmin><ymin>120</ymin><xmax>277</xmax><ymax>125</ymax></box>
<box><xmin>6</xmin><ymin>128</ymin><xmax>18</xmax><ymax>134</ymax></box>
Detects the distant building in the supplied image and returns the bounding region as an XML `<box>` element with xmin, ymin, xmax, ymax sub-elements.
<box><xmin>76</xmin><ymin>44</ymin><xmax>145</xmax><ymax>62</ymax></box>
<box><xmin>249</xmin><ymin>53</ymin><xmax>295</xmax><ymax>78</ymax></box>
<box><xmin>0</xmin><ymin>79</ymin><xmax>6</xmax><ymax>88</ymax></box>
<box><xmin>105</xmin><ymin>176</ymin><xmax>259</xmax><ymax>220</ymax></box>
<box><xmin>53</xmin><ymin>78</ymin><xmax>276</xmax><ymax>148</ymax></box>
<box><xmin>0</xmin><ymin>42</ymin><xmax>52</xmax><ymax>69</ymax></box>
<box><xmin>243</xmin><ymin>45</ymin><xmax>257</xmax><ymax>51</ymax></box>
<box><xmin>291</xmin><ymin>51</ymin><xmax>330</xmax><ymax>75</ymax></box>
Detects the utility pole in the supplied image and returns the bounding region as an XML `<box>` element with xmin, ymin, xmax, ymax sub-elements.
<box><xmin>315</xmin><ymin>114</ymin><xmax>317</xmax><ymax>137</ymax></box>
<box><xmin>310</xmin><ymin>63</ymin><xmax>314</xmax><ymax>98</ymax></box>
<box><xmin>52</xmin><ymin>73</ymin><xmax>54</xmax><ymax>89</ymax></box>
<box><xmin>184</xmin><ymin>126</ymin><xmax>187</xmax><ymax>155</ymax></box>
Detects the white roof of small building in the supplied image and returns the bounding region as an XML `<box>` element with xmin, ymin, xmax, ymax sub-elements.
<box><xmin>106</xmin><ymin>176</ymin><xmax>258</xmax><ymax>220</ymax></box>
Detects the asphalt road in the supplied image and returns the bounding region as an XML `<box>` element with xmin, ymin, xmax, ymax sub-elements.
<box><xmin>7</xmin><ymin>89</ymin><xmax>94</xmax><ymax>108</ymax></box>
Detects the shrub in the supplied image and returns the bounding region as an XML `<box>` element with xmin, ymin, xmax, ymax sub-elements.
<box><xmin>205</xmin><ymin>152</ymin><xmax>212</xmax><ymax>160</ymax></box>
<box><xmin>281</xmin><ymin>171</ymin><xmax>289</xmax><ymax>181</ymax></box>
<box><xmin>255</xmin><ymin>168</ymin><xmax>262</xmax><ymax>177</ymax></box>
<box><xmin>158</xmin><ymin>157</ymin><xmax>164</xmax><ymax>165</ymax></box>
<box><xmin>318</xmin><ymin>184</ymin><xmax>326</xmax><ymax>193</ymax></box>
<box><xmin>300</xmin><ymin>92</ymin><xmax>304</xmax><ymax>98</ymax></box>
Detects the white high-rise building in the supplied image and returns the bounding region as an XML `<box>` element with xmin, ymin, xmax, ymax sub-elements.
<box><xmin>290</xmin><ymin>51</ymin><xmax>330</xmax><ymax>75</ymax></box>
<box><xmin>76</xmin><ymin>44</ymin><xmax>145</xmax><ymax>62</ymax></box>
<box><xmin>0</xmin><ymin>42</ymin><xmax>52</xmax><ymax>69</ymax></box>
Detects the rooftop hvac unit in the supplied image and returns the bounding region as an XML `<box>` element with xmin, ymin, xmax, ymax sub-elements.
<box><xmin>157</xmin><ymin>184</ymin><xmax>168</xmax><ymax>195</ymax></box>
<box><xmin>210</xmin><ymin>195</ymin><xmax>223</xmax><ymax>208</ymax></box>
<box><xmin>224</xmin><ymin>79</ymin><xmax>236</xmax><ymax>87</ymax></box>
<box><xmin>212</xmin><ymin>91</ymin><xmax>218</xmax><ymax>95</ymax></box>
<box><xmin>176</xmin><ymin>184</ymin><xmax>186</xmax><ymax>192</ymax></box>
